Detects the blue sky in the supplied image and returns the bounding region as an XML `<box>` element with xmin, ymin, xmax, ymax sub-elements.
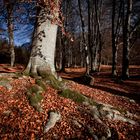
<box><xmin>0</xmin><ymin>1</ymin><xmax>36</xmax><ymax>46</ymax></box>
<box><xmin>14</xmin><ymin>24</ymin><xmax>34</xmax><ymax>46</ymax></box>
<box><xmin>0</xmin><ymin>23</ymin><xmax>34</xmax><ymax>46</ymax></box>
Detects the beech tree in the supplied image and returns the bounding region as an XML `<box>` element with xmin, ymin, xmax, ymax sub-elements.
<box><xmin>122</xmin><ymin>0</ymin><xmax>132</xmax><ymax>79</ymax></box>
<box><xmin>78</xmin><ymin>0</ymin><xmax>90</xmax><ymax>74</ymax></box>
<box><xmin>3</xmin><ymin>0</ymin><xmax>15</xmax><ymax>67</ymax></box>
<box><xmin>6</xmin><ymin>2</ymin><xmax>15</xmax><ymax>67</ymax></box>
<box><xmin>111</xmin><ymin>0</ymin><xmax>123</xmax><ymax>76</ymax></box>
<box><xmin>24</xmin><ymin>0</ymin><xmax>61</xmax><ymax>78</ymax></box>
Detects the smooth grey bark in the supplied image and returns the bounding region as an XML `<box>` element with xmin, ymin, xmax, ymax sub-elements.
<box><xmin>112</xmin><ymin>0</ymin><xmax>123</xmax><ymax>77</ymax></box>
<box><xmin>24</xmin><ymin>7</ymin><xmax>58</xmax><ymax>77</ymax></box>
<box><xmin>92</xmin><ymin>47</ymin><xmax>98</xmax><ymax>71</ymax></box>
<box><xmin>87</xmin><ymin>0</ymin><xmax>103</xmax><ymax>72</ymax></box>
<box><xmin>87</xmin><ymin>0</ymin><xmax>92</xmax><ymax>72</ymax></box>
<box><xmin>96</xmin><ymin>0</ymin><xmax>102</xmax><ymax>72</ymax></box>
<box><xmin>122</xmin><ymin>0</ymin><xmax>132</xmax><ymax>79</ymax></box>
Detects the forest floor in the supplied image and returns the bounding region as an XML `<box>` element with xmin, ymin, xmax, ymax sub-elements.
<box><xmin>0</xmin><ymin>64</ymin><xmax>140</xmax><ymax>140</ymax></box>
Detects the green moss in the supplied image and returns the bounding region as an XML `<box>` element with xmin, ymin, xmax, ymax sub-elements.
<box><xmin>81</xmin><ymin>97</ymin><xmax>103</xmax><ymax>110</ymax></box>
<box><xmin>30</xmin><ymin>73</ymin><xmax>39</xmax><ymax>78</ymax></box>
<box><xmin>15</xmin><ymin>72</ymin><xmax>23</xmax><ymax>77</ymax></box>
<box><xmin>22</xmin><ymin>71</ymin><xmax>30</xmax><ymax>76</ymax></box>
<box><xmin>59</xmin><ymin>88</ymin><xmax>104</xmax><ymax>110</ymax></box>
<box><xmin>0</xmin><ymin>77</ymin><xmax>9</xmax><ymax>82</ymax></box>
<box><xmin>26</xmin><ymin>85</ymin><xmax>43</xmax><ymax>112</ymax></box>
<box><xmin>0</xmin><ymin>78</ymin><xmax>10</xmax><ymax>87</ymax></box>
<box><xmin>29</xmin><ymin>92</ymin><xmax>43</xmax><ymax>104</ymax></box>
<box><xmin>29</xmin><ymin>85</ymin><xmax>43</xmax><ymax>93</ymax></box>
<box><xmin>35</xmin><ymin>79</ymin><xmax>47</xmax><ymax>91</ymax></box>
<box><xmin>60</xmin><ymin>89</ymin><xmax>85</xmax><ymax>103</ymax></box>
<box><xmin>45</xmin><ymin>74</ymin><xmax>63</xmax><ymax>90</ymax></box>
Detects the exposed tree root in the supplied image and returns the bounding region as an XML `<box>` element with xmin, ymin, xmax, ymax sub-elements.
<box><xmin>44</xmin><ymin>111</ymin><xmax>61</xmax><ymax>133</ymax></box>
<box><xmin>60</xmin><ymin>86</ymin><xmax>139</xmax><ymax>139</ymax></box>
<box><xmin>81</xmin><ymin>100</ymin><xmax>139</xmax><ymax>139</ymax></box>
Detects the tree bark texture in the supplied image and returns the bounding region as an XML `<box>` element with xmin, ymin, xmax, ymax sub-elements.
<box><xmin>122</xmin><ymin>0</ymin><xmax>132</xmax><ymax>79</ymax></box>
<box><xmin>112</xmin><ymin>0</ymin><xmax>117</xmax><ymax>76</ymax></box>
<box><xmin>24</xmin><ymin>7</ymin><xmax>58</xmax><ymax>77</ymax></box>
<box><xmin>78</xmin><ymin>0</ymin><xmax>90</xmax><ymax>75</ymax></box>
<box><xmin>7</xmin><ymin>4</ymin><xmax>15</xmax><ymax>67</ymax></box>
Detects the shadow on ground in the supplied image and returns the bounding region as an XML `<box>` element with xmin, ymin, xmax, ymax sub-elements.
<box><xmin>59</xmin><ymin>68</ymin><xmax>140</xmax><ymax>104</ymax></box>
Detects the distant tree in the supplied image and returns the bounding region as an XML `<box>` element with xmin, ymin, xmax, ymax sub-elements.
<box><xmin>78</xmin><ymin>0</ymin><xmax>90</xmax><ymax>74</ymax></box>
<box><xmin>4</xmin><ymin>0</ymin><xmax>15</xmax><ymax>67</ymax></box>
<box><xmin>92</xmin><ymin>0</ymin><xmax>102</xmax><ymax>72</ymax></box>
<box><xmin>111</xmin><ymin>0</ymin><xmax>123</xmax><ymax>76</ymax></box>
<box><xmin>122</xmin><ymin>0</ymin><xmax>133</xmax><ymax>79</ymax></box>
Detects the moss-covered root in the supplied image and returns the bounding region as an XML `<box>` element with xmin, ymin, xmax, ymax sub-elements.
<box><xmin>59</xmin><ymin>89</ymin><xmax>85</xmax><ymax>103</ymax></box>
<box><xmin>26</xmin><ymin>84</ymin><xmax>44</xmax><ymax>112</ymax></box>
<box><xmin>35</xmin><ymin>79</ymin><xmax>47</xmax><ymax>91</ymax></box>
<box><xmin>42</xmin><ymin>73</ymin><xmax>64</xmax><ymax>90</ymax></box>
<box><xmin>59</xmin><ymin>89</ymin><xmax>101</xmax><ymax>107</ymax></box>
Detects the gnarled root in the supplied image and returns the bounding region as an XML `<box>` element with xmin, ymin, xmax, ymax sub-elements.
<box><xmin>44</xmin><ymin>111</ymin><xmax>61</xmax><ymax>133</ymax></box>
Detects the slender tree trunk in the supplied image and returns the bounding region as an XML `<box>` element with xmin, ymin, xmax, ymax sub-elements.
<box><xmin>93</xmin><ymin>47</ymin><xmax>98</xmax><ymax>71</ymax></box>
<box><xmin>112</xmin><ymin>44</ymin><xmax>118</xmax><ymax>76</ymax></box>
<box><xmin>60</xmin><ymin>36</ymin><xmax>66</xmax><ymax>72</ymax></box>
<box><xmin>122</xmin><ymin>0</ymin><xmax>132</xmax><ymax>79</ymax></box>
<box><xmin>90</xmin><ymin>0</ymin><xmax>102</xmax><ymax>72</ymax></box>
<box><xmin>78</xmin><ymin>0</ymin><xmax>90</xmax><ymax>75</ymax></box>
<box><xmin>87</xmin><ymin>0</ymin><xmax>92</xmax><ymax>73</ymax></box>
<box><xmin>24</xmin><ymin>7</ymin><xmax>58</xmax><ymax>77</ymax></box>
<box><xmin>112</xmin><ymin>0</ymin><xmax>123</xmax><ymax>77</ymax></box>
<box><xmin>95</xmin><ymin>0</ymin><xmax>102</xmax><ymax>72</ymax></box>
<box><xmin>7</xmin><ymin>4</ymin><xmax>15</xmax><ymax>67</ymax></box>
<box><xmin>98</xmin><ymin>40</ymin><xmax>102</xmax><ymax>72</ymax></box>
<box><xmin>112</xmin><ymin>0</ymin><xmax>117</xmax><ymax>76</ymax></box>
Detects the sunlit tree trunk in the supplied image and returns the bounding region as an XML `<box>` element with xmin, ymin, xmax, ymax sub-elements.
<box><xmin>24</xmin><ymin>6</ymin><xmax>58</xmax><ymax>77</ymax></box>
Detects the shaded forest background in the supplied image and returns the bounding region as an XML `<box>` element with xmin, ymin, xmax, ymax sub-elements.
<box><xmin>0</xmin><ymin>0</ymin><xmax>140</xmax><ymax>75</ymax></box>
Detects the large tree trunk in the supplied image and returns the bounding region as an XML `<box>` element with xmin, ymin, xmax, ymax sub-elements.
<box><xmin>24</xmin><ymin>7</ymin><xmax>58</xmax><ymax>77</ymax></box>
